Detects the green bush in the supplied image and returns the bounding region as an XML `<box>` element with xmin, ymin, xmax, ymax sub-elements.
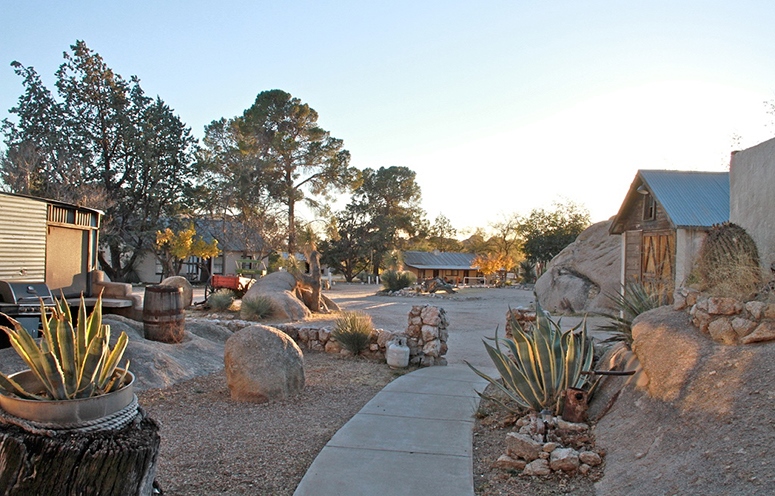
<box><xmin>381</xmin><ymin>270</ymin><xmax>416</xmax><ymax>292</ymax></box>
<box><xmin>241</xmin><ymin>294</ymin><xmax>275</xmax><ymax>320</ymax></box>
<box><xmin>331</xmin><ymin>311</ymin><xmax>373</xmax><ymax>355</ymax></box>
<box><xmin>207</xmin><ymin>289</ymin><xmax>235</xmax><ymax>311</ymax></box>
<box><xmin>466</xmin><ymin>302</ymin><xmax>596</xmax><ymax>414</ymax></box>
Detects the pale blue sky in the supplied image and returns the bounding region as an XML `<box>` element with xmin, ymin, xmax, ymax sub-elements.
<box><xmin>2</xmin><ymin>1</ymin><xmax>774</xmax><ymax>232</ymax></box>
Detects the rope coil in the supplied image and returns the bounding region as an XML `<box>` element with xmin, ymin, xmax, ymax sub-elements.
<box><xmin>0</xmin><ymin>395</ymin><xmax>139</xmax><ymax>437</ymax></box>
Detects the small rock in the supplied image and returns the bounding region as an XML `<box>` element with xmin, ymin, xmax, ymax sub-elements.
<box><xmin>579</xmin><ymin>450</ymin><xmax>603</xmax><ymax>466</ymax></box>
<box><xmin>493</xmin><ymin>454</ymin><xmax>526</xmax><ymax>471</ymax></box>
<box><xmin>543</xmin><ymin>442</ymin><xmax>559</xmax><ymax>453</ymax></box>
<box><xmin>506</xmin><ymin>432</ymin><xmax>543</xmax><ymax>462</ymax></box>
<box><xmin>579</xmin><ymin>463</ymin><xmax>591</xmax><ymax>475</ymax></box>
<box><xmin>550</xmin><ymin>447</ymin><xmax>580</xmax><ymax>472</ymax></box>
<box><xmin>707</xmin><ymin>297</ymin><xmax>743</xmax><ymax>316</ymax></box>
<box><xmin>708</xmin><ymin>318</ymin><xmax>737</xmax><ymax>345</ymax></box>
<box><xmin>741</xmin><ymin>321</ymin><xmax>775</xmax><ymax>344</ymax></box>
<box><xmin>539</xmin><ymin>452</ymin><xmax>550</xmax><ymax>459</ymax></box>
<box><xmin>556</xmin><ymin>418</ymin><xmax>589</xmax><ymax>432</ymax></box>
<box><xmin>731</xmin><ymin>317</ymin><xmax>758</xmax><ymax>338</ymax></box>
<box><xmin>523</xmin><ymin>458</ymin><xmax>551</xmax><ymax>476</ymax></box>
<box><xmin>745</xmin><ymin>301</ymin><xmax>766</xmax><ymax>320</ymax></box>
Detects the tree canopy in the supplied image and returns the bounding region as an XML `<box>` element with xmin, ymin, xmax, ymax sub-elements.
<box><xmin>519</xmin><ymin>201</ymin><xmax>590</xmax><ymax>265</ymax></box>
<box><xmin>201</xmin><ymin>90</ymin><xmax>358</xmax><ymax>256</ymax></box>
<box><xmin>1</xmin><ymin>41</ymin><xmax>197</xmax><ymax>281</ymax></box>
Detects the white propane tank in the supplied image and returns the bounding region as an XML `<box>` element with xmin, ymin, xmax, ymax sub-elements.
<box><xmin>386</xmin><ymin>338</ymin><xmax>410</xmax><ymax>369</ymax></box>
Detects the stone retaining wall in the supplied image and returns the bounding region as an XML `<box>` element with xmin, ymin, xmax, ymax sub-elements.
<box><xmin>190</xmin><ymin>304</ymin><xmax>449</xmax><ymax>366</ymax></box>
<box><xmin>674</xmin><ymin>287</ymin><xmax>775</xmax><ymax>345</ymax></box>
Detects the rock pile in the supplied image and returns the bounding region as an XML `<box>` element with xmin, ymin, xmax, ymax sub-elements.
<box><xmin>494</xmin><ymin>412</ymin><xmax>604</xmax><ymax>477</ymax></box>
<box><xmin>675</xmin><ymin>288</ymin><xmax>775</xmax><ymax>345</ymax></box>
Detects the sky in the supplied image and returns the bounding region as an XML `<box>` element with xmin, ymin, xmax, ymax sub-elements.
<box><xmin>2</xmin><ymin>1</ymin><xmax>775</xmax><ymax>236</ymax></box>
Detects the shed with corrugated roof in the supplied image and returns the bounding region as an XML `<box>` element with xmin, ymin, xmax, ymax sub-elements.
<box><xmin>609</xmin><ymin>169</ymin><xmax>729</xmax><ymax>292</ymax></box>
<box><xmin>402</xmin><ymin>250</ymin><xmax>482</xmax><ymax>284</ymax></box>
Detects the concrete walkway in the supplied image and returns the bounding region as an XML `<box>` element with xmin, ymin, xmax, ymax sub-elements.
<box><xmin>294</xmin><ymin>364</ymin><xmax>496</xmax><ymax>496</ymax></box>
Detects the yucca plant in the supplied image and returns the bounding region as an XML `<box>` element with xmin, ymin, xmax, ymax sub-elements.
<box><xmin>0</xmin><ymin>294</ymin><xmax>130</xmax><ymax>401</ymax></box>
<box><xmin>331</xmin><ymin>311</ymin><xmax>373</xmax><ymax>355</ymax></box>
<box><xmin>207</xmin><ymin>288</ymin><xmax>236</xmax><ymax>311</ymax></box>
<box><xmin>241</xmin><ymin>294</ymin><xmax>275</xmax><ymax>320</ymax></box>
<box><xmin>595</xmin><ymin>280</ymin><xmax>664</xmax><ymax>346</ymax></box>
<box><xmin>466</xmin><ymin>303</ymin><xmax>595</xmax><ymax>414</ymax></box>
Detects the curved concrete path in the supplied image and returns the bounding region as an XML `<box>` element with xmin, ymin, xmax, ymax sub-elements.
<box><xmin>294</xmin><ymin>364</ymin><xmax>496</xmax><ymax>496</ymax></box>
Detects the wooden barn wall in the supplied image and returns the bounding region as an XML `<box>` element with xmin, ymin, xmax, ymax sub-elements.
<box><xmin>617</xmin><ymin>194</ymin><xmax>673</xmax><ymax>233</ymax></box>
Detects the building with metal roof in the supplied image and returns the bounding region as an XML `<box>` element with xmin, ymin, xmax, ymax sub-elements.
<box><xmin>402</xmin><ymin>251</ymin><xmax>482</xmax><ymax>285</ymax></box>
<box><xmin>609</xmin><ymin>169</ymin><xmax>729</xmax><ymax>291</ymax></box>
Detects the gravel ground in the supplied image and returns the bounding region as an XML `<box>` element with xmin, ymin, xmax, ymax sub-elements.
<box><xmin>140</xmin><ymin>352</ymin><xmax>406</xmax><ymax>495</ymax></box>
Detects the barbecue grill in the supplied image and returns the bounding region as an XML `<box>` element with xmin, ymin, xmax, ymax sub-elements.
<box><xmin>0</xmin><ymin>281</ymin><xmax>55</xmax><ymax>347</ymax></box>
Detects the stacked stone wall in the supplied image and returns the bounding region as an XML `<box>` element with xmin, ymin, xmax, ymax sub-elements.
<box><xmin>190</xmin><ymin>304</ymin><xmax>449</xmax><ymax>366</ymax></box>
<box><xmin>674</xmin><ymin>287</ymin><xmax>775</xmax><ymax>345</ymax></box>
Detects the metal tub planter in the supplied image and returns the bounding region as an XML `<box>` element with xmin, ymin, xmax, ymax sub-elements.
<box><xmin>0</xmin><ymin>368</ymin><xmax>135</xmax><ymax>425</ymax></box>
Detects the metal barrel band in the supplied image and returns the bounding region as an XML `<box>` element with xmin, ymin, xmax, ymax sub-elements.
<box><xmin>0</xmin><ymin>395</ymin><xmax>139</xmax><ymax>437</ymax></box>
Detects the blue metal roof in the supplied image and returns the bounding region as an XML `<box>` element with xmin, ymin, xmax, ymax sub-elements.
<box><xmin>403</xmin><ymin>251</ymin><xmax>476</xmax><ymax>270</ymax></box>
<box><xmin>640</xmin><ymin>170</ymin><xmax>729</xmax><ymax>228</ymax></box>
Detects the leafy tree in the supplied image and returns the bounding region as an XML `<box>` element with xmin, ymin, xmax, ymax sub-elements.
<box><xmin>155</xmin><ymin>225</ymin><xmax>220</xmax><ymax>279</ymax></box>
<box><xmin>429</xmin><ymin>214</ymin><xmax>463</xmax><ymax>252</ymax></box>
<box><xmin>1</xmin><ymin>41</ymin><xmax>197</xmax><ymax>281</ymax></box>
<box><xmin>472</xmin><ymin>253</ymin><xmax>514</xmax><ymax>284</ymax></box>
<box><xmin>197</xmin><ymin>117</ymin><xmax>286</xmax><ymax>263</ymax></box>
<box><xmin>319</xmin><ymin>206</ymin><xmax>372</xmax><ymax>282</ymax></box>
<box><xmin>519</xmin><ymin>201</ymin><xmax>590</xmax><ymax>266</ymax></box>
<box><xmin>203</xmin><ymin>89</ymin><xmax>357</xmax><ymax>255</ymax></box>
<box><xmin>488</xmin><ymin>214</ymin><xmax>522</xmax><ymax>272</ymax></box>
<box><xmin>349</xmin><ymin>166</ymin><xmax>425</xmax><ymax>275</ymax></box>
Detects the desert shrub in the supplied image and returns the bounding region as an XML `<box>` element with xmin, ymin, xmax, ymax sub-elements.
<box><xmin>519</xmin><ymin>260</ymin><xmax>536</xmax><ymax>284</ymax></box>
<box><xmin>381</xmin><ymin>270</ymin><xmax>416</xmax><ymax>292</ymax></box>
<box><xmin>207</xmin><ymin>289</ymin><xmax>236</xmax><ymax>311</ymax></box>
<box><xmin>466</xmin><ymin>302</ymin><xmax>596</xmax><ymax>414</ymax></box>
<box><xmin>331</xmin><ymin>311</ymin><xmax>373</xmax><ymax>355</ymax></box>
<box><xmin>595</xmin><ymin>280</ymin><xmax>664</xmax><ymax>346</ymax></box>
<box><xmin>693</xmin><ymin>222</ymin><xmax>761</xmax><ymax>300</ymax></box>
<box><xmin>241</xmin><ymin>294</ymin><xmax>275</xmax><ymax>320</ymax></box>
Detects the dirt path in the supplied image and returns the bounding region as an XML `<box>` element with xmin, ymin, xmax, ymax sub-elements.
<box><xmin>314</xmin><ymin>283</ymin><xmax>611</xmax><ymax>369</ymax></box>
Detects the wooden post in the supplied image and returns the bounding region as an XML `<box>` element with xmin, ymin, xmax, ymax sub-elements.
<box><xmin>0</xmin><ymin>416</ymin><xmax>160</xmax><ymax>495</ymax></box>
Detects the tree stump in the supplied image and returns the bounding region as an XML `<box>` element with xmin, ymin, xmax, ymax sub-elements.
<box><xmin>0</xmin><ymin>415</ymin><xmax>160</xmax><ymax>495</ymax></box>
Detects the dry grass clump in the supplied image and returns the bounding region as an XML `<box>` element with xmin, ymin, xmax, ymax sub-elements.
<box><xmin>331</xmin><ymin>311</ymin><xmax>373</xmax><ymax>355</ymax></box>
<box><xmin>692</xmin><ymin>222</ymin><xmax>762</xmax><ymax>300</ymax></box>
<box><xmin>241</xmin><ymin>294</ymin><xmax>276</xmax><ymax>320</ymax></box>
<box><xmin>207</xmin><ymin>289</ymin><xmax>236</xmax><ymax>311</ymax></box>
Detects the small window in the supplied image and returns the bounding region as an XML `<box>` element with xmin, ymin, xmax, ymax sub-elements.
<box><xmin>643</xmin><ymin>194</ymin><xmax>656</xmax><ymax>221</ymax></box>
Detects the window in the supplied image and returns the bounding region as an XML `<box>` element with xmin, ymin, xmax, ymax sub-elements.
<box><xmin>643</xmin><ymin>194</ymin><xmax>656</xmax><ymax>220</ymax></box>
<box><xmin>212</xmin><ymin>255</ymin><xmax>224</xmax><ymax>275</ymax></box>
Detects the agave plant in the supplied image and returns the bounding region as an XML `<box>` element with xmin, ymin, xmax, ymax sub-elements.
<box><xmin>0</xmin><ymin>294</ymin><xmax>129</xmax><ymax>401</ymax></box>
<box><xmin>467</xmin><ymin>303</ymin><xmax>595</xmax><ymax>414</ymax></box>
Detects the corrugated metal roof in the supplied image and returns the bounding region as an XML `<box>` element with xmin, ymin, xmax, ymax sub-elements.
<box><xmin>403</xmin><ymin>251</ymin><xmax>476</xmax><ymax>270</ymax></box>
<box><xmin>640</xmin><ymin>170</ymin><xmax>729</xmax><ymax>228</ymax></box>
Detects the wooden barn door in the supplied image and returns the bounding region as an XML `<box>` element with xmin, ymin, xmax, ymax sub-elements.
<box><xmin>641</xmin><ymin>231</ymin><xmax>675</xmax><ymax>293</ymax></box>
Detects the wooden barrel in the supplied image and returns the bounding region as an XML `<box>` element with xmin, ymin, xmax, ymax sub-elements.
<box><xmin>143</xmin><ymin>285</ymin><xmax>185</xmax><ymax>343</ymax></box>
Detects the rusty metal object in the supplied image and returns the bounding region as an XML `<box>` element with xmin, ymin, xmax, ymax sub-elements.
<box><xmin>562</xmin><ymin>387</ymin><xmax>589</xmax><ymax>423</ymax></box>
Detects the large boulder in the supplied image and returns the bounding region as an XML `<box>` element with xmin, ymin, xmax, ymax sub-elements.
<box><xmin>534</xmin><ymin>219</ymin><xmax>620</xmax><ymax>314</ymax></box>
<box><xmin>224</xmin><ymin>324</ymin><xmax>305</xmax><ymax>402</ymax></box>
<box><xmin>160</xmin><ymin>276</ymin><xmax>194</xmax><ymax>308</ymax></box>
<box><xmin>242</xmin><ymin>271</ymin><xmax>311</xmax><ymax>321</ymax></box>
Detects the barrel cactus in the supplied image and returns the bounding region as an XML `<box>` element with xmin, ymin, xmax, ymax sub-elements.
<box><xmin>694</xmin><ymin>222</ymin><xmax>761</xmax><ymax>299</ymax></box>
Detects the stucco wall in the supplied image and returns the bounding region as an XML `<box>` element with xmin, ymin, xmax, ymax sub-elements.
<box><xmin>730</xmin><ymin>137</ymin><xmax>775</xmax><ymax>277</ymax></box>
<box><xmin>675</xmin><ymin>228</ymin><xmax>706</xmax><ymax>288</ymax></box>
